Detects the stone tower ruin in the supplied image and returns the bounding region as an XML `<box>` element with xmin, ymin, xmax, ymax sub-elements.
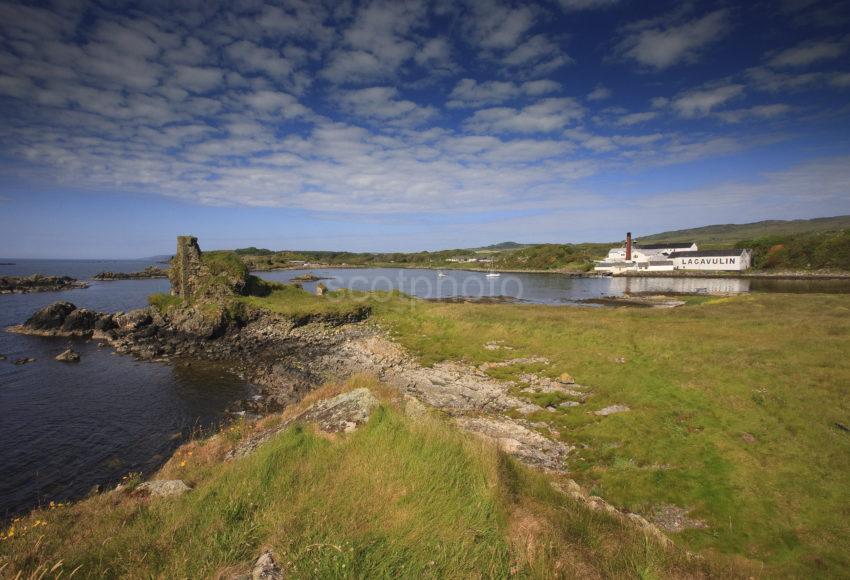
<box><xmin>169</xmin><ymin>236</ymin><xmax>207</xmax><ymax>299</ymax></box>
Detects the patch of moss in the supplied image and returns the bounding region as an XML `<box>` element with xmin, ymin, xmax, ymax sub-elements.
<box><xmin>148</xmin><ymin>293</ymin><xmax>183</xmax><ymax>313</ymax></box>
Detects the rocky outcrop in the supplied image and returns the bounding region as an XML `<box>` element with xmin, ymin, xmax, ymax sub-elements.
<box><xmin>455</xmin><ymin>416</ymin><xmax>573</xmax><ymax>471</ymax></box>
<box><xmin>55</xmin><ymin>348</ymin><xmax>80</xmax><ymax>362</ymax></box>
<box><xmin>133</xmin><ymin>479</ymin><xmax>191</xmax><ymax>498</ymax></box>
<box><xmin>227</xmin><ymin>551</ymin><xmax>283</xmax><ymax>580</ymax></box>
<box><xmin>0</xmin><ymin>275</ymin><xmax>88</xmax><ymax>294</ymax></box>
<box><xmin>9</xmin><ymin>302</ymin><xmax>115</xmax><ymax>338</ymax></box>
<box><xmin>297</xmin><ymin>387</ymin><xmax>379</xmax><ymax>433</ymax></box>
<box><xmin>227</xmin><ymin>388</ymin><xmax>380</xmax><ymax>460</ymax></box>
<box><xmin>93</xmin><ymin>266</ymin><xmax>168</xmax><ymax>280</ymax></box>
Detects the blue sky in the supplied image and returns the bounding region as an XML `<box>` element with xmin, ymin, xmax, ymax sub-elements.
<box><xmin>1</xmin><ymin>0</ymin><xmax>849</xmax><ymax>258</ymax></box>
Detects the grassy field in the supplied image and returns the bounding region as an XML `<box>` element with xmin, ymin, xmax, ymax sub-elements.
<box><xmin>366</xmin><ymin>292</ymin><xmax>850</xmax><ymax>577</ymax></box>
<box><xmin>0</xmin><ymin>377</ymin><xmax>731</xmax><ymax>579</ymax></box>
<box><xmin>239</xmin><ymin>285</ymin><xmax>370</xmax><ymax>323</ymax></box>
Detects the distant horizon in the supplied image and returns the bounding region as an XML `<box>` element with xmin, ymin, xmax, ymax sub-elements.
<box><xmin>2</xmin><ymin>213</ymin><xmax>847</xmax><ymax>260</ymax></box>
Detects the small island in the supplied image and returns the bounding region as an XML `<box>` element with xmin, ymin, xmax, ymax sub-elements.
<box><xmin>0</xmin><ymin>274</ymin><xmax>88</xmax><ymax>294</ymax></box>
<box><xmin>93</xmin><ymin>266</ymin><xmax>169</xmax><ymax>280</ymax></box>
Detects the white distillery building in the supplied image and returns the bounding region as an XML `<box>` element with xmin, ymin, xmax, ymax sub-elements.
<box><xmin>595</xmin><ymin>233</ymin><xmax>752</xmax><ymax>273</ymax></box>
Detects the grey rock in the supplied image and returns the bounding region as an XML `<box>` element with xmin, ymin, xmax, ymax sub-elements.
<box><xmin>297</xmin><ymin>387</ymin><xmax>379</xmax><ymax>432</ymax></box>
<box><xmin>55</xmin><ymin>348</ymin><xmax>80</xmax><ymax>363</ymax></box>
<box><xmin>13</xmin><ymin>357</ymin><xmax>35</xmax><ymax>365</ymax></box>
<box><xmin>455</xmin><ymin>416</ymin><xmax>573</xmax><ymax>471</ymax></box>
<box><xmin>115</xmin><ymin>309</ymin><xmax>153</xmax><ymax>332</ymax></box>
<box><xmin>61</xmin><ymin>308</ymin><xmax>98</xmax><ymax>333</ymax></box>
<box><xmin>24</xmin><ymin>301</ymin><xmax>76</xmax><ymax>330</ymax></box>
<box><xmin>251</xmin><ymin>550</ymin><xmax>283</xmax><ymax>580</ymax></box>
<box><xmin>134</xmin><ymin>479</ymin><xmax>191</xmax><ymax>497</ymax></box>
<box><xmin>594</xmin><ymin>404</ymin><xmax>630</xmax><ymax>416</ymax></box>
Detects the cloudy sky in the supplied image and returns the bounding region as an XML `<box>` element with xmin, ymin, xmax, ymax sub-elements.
<box><xmin>1</xmin><ymin>0</ymin><xmax>849</xmax><ymax>257</ymax></box>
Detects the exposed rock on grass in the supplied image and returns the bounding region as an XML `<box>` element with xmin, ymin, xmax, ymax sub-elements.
<box><xmin>228</xmin><ymin>387</ymin><xmax>381</xmax><ymax>459</ymax></box>
<box><xmin>478</xmin><ymin>356</ymin><xmax>549</xmax><ymax>371</ymax></box>
<box><xmin>297</xmin><ymin>387</ymin><xmax>379</xmax><ymax>433</ymax></box>
<box><xmin>519</xmin><ymin>373</ymin><xmax>591</xmax><ymax>400</ymax></box>
<box><xmin>133</xmin><ymin>479</ymin><xmax>191</xmax><ymax>498</ymax></box>
<box><xmin>650</xmin><ymin>504</ymin><xmax>709</xmax><ymax>533</ymax></box>
<box><xmin>455</xmin><ymin>416</ymin><xmax>572</xmax><ymax>472</ymax></box>
<box><xmin>246</xmin><ymin>550</ymin><xmax>283</xmax><ymax>580</ymax></box>
<box><xmin>594</xmin><ymin>405</ymin><xmax>630</xmax><ymax>416</ymax></box>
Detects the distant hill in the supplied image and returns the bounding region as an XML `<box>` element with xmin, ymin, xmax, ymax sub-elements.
<box><xmin>476</xmin><ymin>241</ymin><xmax>527</xmax><ymax>251</ymax></box>
<box><xmin>638</xmin><ymin>215</ymin><xmax>850</xmax><ymax>246</ymax></box>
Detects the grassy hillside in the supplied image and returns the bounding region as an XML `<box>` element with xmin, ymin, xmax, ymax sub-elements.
<box><xmin>368</xmin><ymin>292</ymin><xmax>850</xmax><ymax>577</ymax></box>
<box><xmin>738</xmin><ymin>229</ymin><xmax>850</xmax><ymax>271</ymax></box>
<box><xmin>0</xmin><ymin>377</ymin><xmax>731</xmax><ymax>578</ymax></box>
<box><xmin>237</xmin><ymin>243</ymin><xmax>611</xmax><ymax>273</ymax></box>
<box><xmin>638</xmin><ymin>215</ymin><xmax>850</xmax><ymax>246</ymax></box>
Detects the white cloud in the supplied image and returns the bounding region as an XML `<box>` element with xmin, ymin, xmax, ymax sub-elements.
<box><xmin>320</xmin><ymin>0</ymin><xmax>425</xmax><ymax>84</ymax></box>
<box><xmin>768</xmin><ymin>38</ymin><xmax>848</xmax><ymax>67</ymax></box>
<box><xmin>502</xmin><ymin>34</ymin><xmax>572</xmax><ymax>75</ymax></box>
<box><xmin>465</xmin><ymin>0</ymin><xmax>536</xmax><ymax>50</ymax></box>
<box><xmin>587</xmin><ymin>85</ymin><xmax>612</xmax><ymax>101</ymax></box>
<box><xmin>241</xmin><ymin>90</ymin><xmax>309</xmax><ymax>118</ymax></box>
<box><xmin>414</xmin><ymin>37</ymin><xmax>457</xmax><ymax>74</ymax></box>
<box><xmin>557</xmin><ymin>0</ymin><xmax>620</xmax><ymax>11</ymax></box>
<box><xmin>671</xmin><ymin>84</ymin><xmax>745</xmax><ymax>117</ymax></box>
<box><xmin>226</xmin><ymin>41</ymin><xmax>295</xmax><ymax>84</ymax></box>
<box><xmin>336</xmin><ymin>86</ymin><xmax>437</xmax><ymax>126</ymax></box>
<box><xmin>171</xmin><ymin>65</ymin><xmax>223</xmax><ymax>93</ymax></box>
<box><xmin>614</xmin><ymin>111</ymin><xmax>658</xmax><ymax>126</ymax></box>
<box><xmin>715</xmin><ymin>104</ymin><xmax>792</xmax><ymax>123</ymax></box>
<box><xmin>832</xmin><ymin>72</ymin><xmax>850</xmax><ymax>87</ymax></box>
<box><xmin>650</xmin><ymin>96</ymin><xmax>669</xmax><ymax>109</ymax></box>
<box><xmin>447</xmin><ymin>78</ymin><xmax>561</xmax><ymax>108</ymax></box>
<box><xmin>464</xmin><ymin>98</ymin><xmax>584</xmax><ymax>133</ymax></box>
<box><xmin>618</xmin><ymin>9</ymin><xmax>731</xmax><ymax>70</ymax></box>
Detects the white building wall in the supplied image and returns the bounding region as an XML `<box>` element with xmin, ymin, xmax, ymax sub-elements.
<box><xmin>673</xmin><ymin>252</ymin><xmax>751</xmax><ymax>271</ymax></box>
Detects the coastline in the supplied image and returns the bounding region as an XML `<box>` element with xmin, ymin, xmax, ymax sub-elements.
<box><xmin>248</xmin><ymin>263</ymin><xmax>850</xmax><ymax>279</ymax></box>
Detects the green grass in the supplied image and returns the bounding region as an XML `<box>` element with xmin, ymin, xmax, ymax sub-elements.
<box><xmin>0</xmin><ymin>379</ymin><xmax>727</xmax><ymax>578</ymax></box>
<box><xmin>367</xmin><ymin>292</ymin><xmax>850</xmax><ymax>577</ymax></box>
<box><xmin>202</xmin><ymin>251</ymin><xmax>249</xmax><ymax>280</ymax></box>
<box><xmin>147</xmin><ymin>292</ymin><xmax>183</xmax><ymax>313</ymax></box>
<box><xmin>239</xmin><ymin>285</ymin><xmax>370</xmax><ymax>323</ymax></box>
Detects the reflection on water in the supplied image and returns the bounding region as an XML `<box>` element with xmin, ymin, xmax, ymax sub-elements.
<box><xmin>613</xmin><ymin>277</ymin><xmax>751</xmax><ymax>295</ymax></box>
<box><xmin>257</xmin><ymin>268</ymin><xmax>850</xmax><ymax>304</ymax></box>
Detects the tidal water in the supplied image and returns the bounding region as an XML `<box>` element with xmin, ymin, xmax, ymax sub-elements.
<box><xmin>256</xmin><ymin>267</ymin><xmax>850</xmax><ymax>303</ymax></box>
<box><xmin>0</xmin><ymin>260</ymin><xmax>248</xmax><ymax>520</ymax></box>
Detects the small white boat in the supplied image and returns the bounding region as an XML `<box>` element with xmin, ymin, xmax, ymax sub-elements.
<box><xmin>438</xmin><ymin>271</ymin><xmax>448</xmax><ymax>277</ymax></box>
<box><xmin>485</xmin><ymin>272</ymin><xmax>500</xmax><ymax>278</ymax></box>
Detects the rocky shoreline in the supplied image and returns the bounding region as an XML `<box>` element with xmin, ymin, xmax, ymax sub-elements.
<box><xmin>7</xmin><ymin>296</ymin><xmax>684</xmax><ymax>546</ymax></box>
<box><xmin>92</xmin><ymin>266</ymin><xmax>169</xmax><ymax>280</ymax></box>
<box><xmin>0</xmin><ymin>275</ymin><xmax>88</xmax><ymax>294</ymax></box>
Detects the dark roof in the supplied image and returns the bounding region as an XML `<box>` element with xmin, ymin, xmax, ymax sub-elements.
<box><xmin>668</xmin><ymin>249</ymin><xmax>749</xmax><ymax>258</ymax></box>
<box><xmin>636</xmin><ymin>242</ymin><xmax>695</xmax><ymax>249</ymax></box>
